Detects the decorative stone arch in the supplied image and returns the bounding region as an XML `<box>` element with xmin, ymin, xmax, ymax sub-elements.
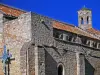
<box><xmin>20</xmin><ymin>42</ymin><xmax>32</xmax><ymax>75</ymax></box>
<box><xmin>57</xmin><ymin>63</ymin><xmax>65</xmax><ymax>75</ymax></box>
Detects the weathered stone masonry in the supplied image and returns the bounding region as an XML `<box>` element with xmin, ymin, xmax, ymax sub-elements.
<box><xmin>0</xmin><ymin>4</ymin><xmax>100</xmax><ymax>75</ymax></box>
<box><xmin>3</xmin><ymin>12</ymin><xmax>31</xmax><ymax>75</ymax></box>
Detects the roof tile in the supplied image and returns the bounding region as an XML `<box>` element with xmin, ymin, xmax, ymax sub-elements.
<box><xmin>87</xmin><ymin>28</ymin><xmax>100</xmax><ymax>35</ymax></box>
<box><xmin>0</xmin><ymin>4</ymin><xmax>25</xmax><ymax>16</ymax></box>
<box><xmin>53</xmin><ymin>21</ymin><xmax>100</xmax><ymax>40</ymax></box>
<box><xmin>1</xmin><ymin>4</ymin><xmax>100</xmax><ymax>40</ymax></box>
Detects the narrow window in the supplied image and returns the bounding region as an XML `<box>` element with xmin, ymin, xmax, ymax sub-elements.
<box><xmin>58</xmin><ymin>64</ymin><xmax>64</xmax><ymax>75</ymax></box>
<box><xmin>87</xmin><ymin>16</ymin><xmax>89</xmax><ymax>24</ymax></box>
<box><xmin>65</xmin><ymin>35</ymin><xmax>69</xmax><ymax>41</ymax></box>
<box><xmin>81</xmin><ymin>17</ymin><xmax>84</xmax><ymax>24</ymax></box>
<box><xmin>69</xmin><ymin>35</ymin><xmax>73</xmax><ymax>41</ymax></box>
<box><xmin>81</xmin><ymin>38</ymin><xmax>87</xmax><ymax>45</ymax></box>
<box><xmin>93</xmin><ymin>42</ymin><xmax>97</xmax><ymax>48</ymax></box>
<box><xmin>54</xmin><ymin>31</ymin><xmax>60</xmax><ymax>38</ymax></box>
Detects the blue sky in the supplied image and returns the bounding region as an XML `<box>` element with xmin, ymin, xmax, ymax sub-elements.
<box><xmin>1</xmin><ymin>0</ymin><xmax>100</xmax><ymax>30</ymax></box>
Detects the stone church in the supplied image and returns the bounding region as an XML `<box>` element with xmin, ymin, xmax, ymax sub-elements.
<box><xmin>0</xmin><ymin>3</ymin><xmax>100</xmax><ymax>75</ymax></box>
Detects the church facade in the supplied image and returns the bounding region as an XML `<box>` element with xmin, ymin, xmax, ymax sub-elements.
<box><xmin>0</xmin><ymin>3</ymin><xmax>100</xmax><ymax>75</ymax></box>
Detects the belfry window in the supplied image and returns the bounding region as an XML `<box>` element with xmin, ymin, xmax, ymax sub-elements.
<box><xmin>58</xmin><ymin>64</ymin><xmax>64</xmax><ymax>75</ymax></box>
<box><xmin>87</xmin><ymin>16</ymin><xmax>89</xmax><ymax>24</ymax></box>
<box><xmin>81</xmin><ymin>17</ymin><xmax>84</xmax><ymax>24</ymax></box>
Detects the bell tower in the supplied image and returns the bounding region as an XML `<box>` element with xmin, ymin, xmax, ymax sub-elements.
<box><xmin>78</xmin><ymin>7</ymin><xmax>92</xmax><ymax>30</ymax></box>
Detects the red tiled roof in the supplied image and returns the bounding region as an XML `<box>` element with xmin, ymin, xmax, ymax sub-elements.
<box><xmin>87</xmin><ymin>28</ymin><xmax>100</xmax><ymax>35</ymax></box>
<box><xmin>1</xmin><ymin>3</ymin><xmax>100</xmax><ymax>40</ymax></box>
<box><xmin>0</xmin><ymin>4</ymin><xmax>25</xmax><ymax>17</ymax></box>
<box><xmin>53</xmin><ymin>21</ymin><xmax>100</xmax><ymax>40</ymax></box>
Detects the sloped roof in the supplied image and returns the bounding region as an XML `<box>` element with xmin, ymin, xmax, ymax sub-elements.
<box><xmin>53</xmin><ymin>21</ymin><xmax>100</xmax><ymax>40</ymax></box>
<box><xmin>0</xmin><ymin>3</ymin><xmax>100</xmax><ymax>40</ymax></box>
<box><xmin>0</xmin><ymin>3</ymin><xmax>25</xmax><ymax>16</ymax></box>
<box><xmin>87</xmin><ymin>28</ymin><xmax>100</xmax><ymax>35</ymax></box>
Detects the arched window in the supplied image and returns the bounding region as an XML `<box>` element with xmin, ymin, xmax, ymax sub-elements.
<box><xmin>81</xmin><ymin>17</ymin><xmax>84</xmax><ymax>24</ymax></box>
<box><xmin>87</xmin><ymin>16</ymin><xmax>89</xmax><ymax>24</ymax></box>
<box><xmin>58</xmin><ymin>64</ymin><xmax>64</xmax><ymax>75</ymax></box>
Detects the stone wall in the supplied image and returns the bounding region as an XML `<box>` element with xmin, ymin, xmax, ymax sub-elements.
<box><xmin>45</xmin><ymin>47</ymin><xmax>77</xmax><ymax>75</ymax></box>
<box><xmin>0</xmin><ymin>11</ymin><xmax>99</xmax><ymax>75</ymax></box>
<box><xmin>0</xmin><ymin>13</ymin><xmax>4</xmax><ymax>75</ymax></box>
<box><xmin>3</xmin><ymin>12</ymin><xmax>31</xmax><ymax>75</ymax></box>
<box><xmin>30</xmin><ymin>12</ymin><xmax>100</xmax><ymax>75</ymax></box>
<box><xmin>28</xmin><ymin>44</ymin><xmax>35</xmax><ymax>75</ymax></box>
<box><xmin>30</xmin><ymin>13</ymin><xmax>54</xmax><ymax>75</ymax></box>
<box><xmin>54</xmin><ymin>39</ymin><xmax>100</xmax><ymax>75</ymax></box>
<box><xmin>31</xmin><ymin>13</ymin><xmax>54</xmax><ymax>46</ymax></box>
<box><xmin>33</xmin><ymin>37</ymin><xmax>100</xmax><ymax>75</ymax></box>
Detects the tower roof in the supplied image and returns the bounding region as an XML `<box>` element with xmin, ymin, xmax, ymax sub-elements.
<box><xmin>79</xmin><ymin>6</ymin><xmax>91</xmax><ymax>11</ymax></box>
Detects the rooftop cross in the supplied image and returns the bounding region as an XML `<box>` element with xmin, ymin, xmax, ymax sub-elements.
<box><xmin>0</xmin><ymin>45</ymin><xmax>12</xmax><ymax>75</ymax></box>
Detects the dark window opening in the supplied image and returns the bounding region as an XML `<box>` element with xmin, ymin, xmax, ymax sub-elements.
<box><xmin>65</xmin><ymin>35</ymin><xmax>69</xmax><ymax>41</ymax></box>
<box><xmin>59</xmin><ymin>34</ymin><xmax>63</xmax><ymax>39</ymax></box>
<box><xmin>69</xmin><ymin>35</ymin><xmax>73</xmax><ymax>41</ymax></box>
<box><xmin>81</xmin><ymin>38</ymin><xmax>87</xmax><ymax>45</ymax></box>
<box><xmin>63</xmin><ymin>34</ymin><xmax>73</xmax><ymax>42</ymax></box>
<box><xmin>81</xmin><ymin>17</ymin><xmax>84</xmax><ymax>24</ymax></box>
<box><xmin>53</xmin><ymin>29</ymin><xmax>76</xmax><ymax>43</ymax></box>
<box><xmin>53</xmin><ymin>31</ymin><xmax>60</xmax><ymax>38</ymax></box>
<box><xmin>87</xmin><ymin>16</ymin><xmax>89</xmax><ymax>24</ymax></box>
<box><xmin>71</xmin><ymin>36</ymin><xmax>76</xmax><ymax>42</ymax></box>
<box><xmin>58</xmin><ymin>65</ymin><xmax>63</xmax><ymax>75</ymax></box>
<box><xmin>98</xmin><ymin>44</ymin><xmax>100</xmax><ymax>48</ymax></box>
<box><xmin>93</xmin><ymin>42</ymin><xmax>97</xmax><ymax>48</ymax></box>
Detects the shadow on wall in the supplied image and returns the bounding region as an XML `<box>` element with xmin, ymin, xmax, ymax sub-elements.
<box><xmin>45</xmin><ymin>50</ymin><xmax>58</xmax><ymax>75</ymax></box>
<box><xmin>85</xmin><ymin>58</ymin><xmax>95</xmax><ymax>75</ymax></box>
